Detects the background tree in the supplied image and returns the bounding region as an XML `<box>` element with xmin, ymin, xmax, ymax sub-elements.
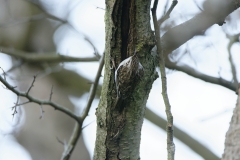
<box><xmin>0</xmin><ymin>0</ymin><xmax>240</xmax><ymax>160</ymax></box>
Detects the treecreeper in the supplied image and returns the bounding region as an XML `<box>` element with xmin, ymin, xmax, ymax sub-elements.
<box><xmin>114</xmin><ymin>51</ymin><xmax>144</xmax><ymax>110</ymax></box>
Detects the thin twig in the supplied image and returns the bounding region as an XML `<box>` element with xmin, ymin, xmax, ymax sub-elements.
<box><xmin>0</xmin><ymin>74</ymin><xmax>81</xmax><ymax>123</ymax></box>
<box><xmin>39</xmin><ymin>104</ymin><xmax>45</xmax><ymax>119</ymax></box>
<box><xmin>152</xmin><ymin>1</ymin><xmax>178</xmax><ymax>159</ymax></box>
<box><xmin>193</xmin><ymin>0</ymin><xmax>203</xmax><ymax>12</ymax></box>
<box><xmin>158</xmin><ymin>0</ymin><xmax>178</xmax><ymax>26</ymax></box>
<box><xmin>3</xmin><ymin>61</ymin><xmax>89</xmax><ymax>160</ymax></box>
<box><xmin>1</xmin><ymin>67</ymin><xmax>90</xmax><ymax>160</ymax></box>
<box><xmin>96</xmin><ymin>6</ymin><xmax>105</xmax><ymax>10</ymax></box>
<box><xmin>13</xmin><ymin>100</ymin><xmax>30</xmax><ymax>107</ymax></box>
<box><xmin>26</xmin><ymin>75</ymin><xmax>37</xmax><ymax>95</ymax></box>
<box><xmin>82</xmin><ymin>120</ymin><xmax>95</xmax><ymax>130</ymax></box>
<box><xmin>226</xmin><ymin>33</ymin><xmax>240</xmax><ymax>88</ymax></box>
<box><xmin>84</xmin><ymin>35</ymin><xmax>101</xmax><ymax>59</ymax></box>
<box><xmin>0</xmin><ymin>67</ymin><xmax>6</xmax><ymax>80</ymax></box>
<box><xmin>165</xmin><ymin>61</ymin><xmax>236</xmax><ymax>92</ymax></box>
<box><xmin>12</xmin><ymin>96</ymin><xmax>20</xmax><ymax>118</ymax></box>
<box><xmin>163</xmin><ymin>0</ymin><xmax>170</xmax><ymax>15</ymax></box>
<box><xmin>49</xmin><ymin>85</ymin><xmax>54</xmax><ymax>101</ymax></box>
<box><xmin>61</xmin><ymin>123</ymin><xmax>81</xmax><ymax>160</ymax></box>
<box><xmin>56</xmin><ymin>136</ymin><xmax>66</xmax><ymax>146</ymax></box>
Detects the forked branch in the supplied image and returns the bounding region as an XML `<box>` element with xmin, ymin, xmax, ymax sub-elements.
<box><xmin>0</xmin><ymin>73</ymin><xmax>81</xmax><ymax>123</ymax></box>
<box><xmin>152</xmin><ymin>1</ymin><xmax>178</xmax><ymax>159</ymax></box>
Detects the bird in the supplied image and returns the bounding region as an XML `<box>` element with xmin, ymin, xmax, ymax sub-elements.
<box><xmin>114</xmin><ymin>51</ymin><xmax>144</xmax><ymax>109</ymax></box>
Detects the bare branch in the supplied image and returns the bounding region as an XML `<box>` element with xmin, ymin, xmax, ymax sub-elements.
<box><xmin>226</xmin><ymin>33</ymin><xmax>240</xmax><ymax>87</ymax></box>
<box><xmin>26</xmin><ymin>75</ymin><xmax>37</xmax><ymax>95</ymax></box>
<box><xmin>61</xmin><ymin>123</ymin><xmax>82</xmax><ymax>160</ymax></box>
<box><xmin>165</xmin><ymin>60</ymin><xmax>236</xmax><ymax>92</ymax></box>
<box><xmin>0</xmin><ymin>67</ymin><xmax>6</xmax><ymax>80</ymax></box>
<box><xmin>49</xmin><ymin>85</ymin><xmax>54</xmax><ymax>101</ymax></box>
<box><xmin>56</xmin><ymin>136</ymin><xmax>66</xmax><ymax>146</ymax></box>
<box><xmin>82</xmin><ymin>120</ymin><xmax>95</xmax><ymax>130</ymax></box>
<box><xmin>12</xmin><ymin>100</ymin><xmax>31</xmax><ymax>118</ymax></box>
<box><xmin>80</xmin><ymin>52</ymin><xmax>104</xmax><ymax>120</ymax></box>
<box><xmin>152</xmin><ymin>1</ymin><xmax>177</xmax><ymax>159</ymax></box>
<box><xmin>2</xmin><ymin>69</ymin><xmax>88</xmax><ymax>160</ymax></box>
<box><xmin>0</xmin><ymin>73</ymin><xmax>81</xmax><ymax>123</ymax></box>
<box><xmin>156</xmin><ymin>35</ymin><xmax>236</xmax><ymax>92</ymax></box>
<box><xmin>12</xmin><ymin>96</ymin><xmax>20</xmax><ymax>118</ymax></box>
<box><xmin>0</xmin><ymin>46</ymin><xmax>98</xmax><ymax>63</ymax></box>
<box><xmin>161</xmin><ymin>0</ymin><xmax>240</xmax><ymax>55</ymax></box>
<box><xmin>84</xmin><ymin>35</ymin><xmax>101</xmax><ymax>59</ymax></box>
<box><xmin>193</xmin><ymin>0</ymin><xmax>203</xmax><ymax>12</ymax></box>
<box><xmin>96</xmin><ymin>6</ymin><xmax>105</xmax><ymax>10</ymax></box>
<box><xmin>163</xmin><ymin>0</ymin><xmax>170</xmax><ymax>15</ymax></box>
<box><xmin>158</xmin><ymin>0</ymin><xmax>178</xmax><ymax>26</ymax></box>
<box><xmin>39</xmin><ymin>104</ymin><xmax>45</xmax><ymax>119</ymax></box>
<box><xmin>13</xmin><ymin>100</ymin><xmax>30</xmax><ymax>107</ymax></box>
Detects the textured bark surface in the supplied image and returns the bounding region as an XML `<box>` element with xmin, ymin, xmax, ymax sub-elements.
<box><xmin>222</xmin><ymin>87</ymin><xmax>240</xmax><ymax>160</ymax></box>
<box><xmin>94</xmin><ymin>0</ymin><xmax>157</xmax><ymax>159</ymax></box>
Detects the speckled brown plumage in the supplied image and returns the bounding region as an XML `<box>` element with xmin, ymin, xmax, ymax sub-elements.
<box><xmin>115</xmin><ymin>52</ymin><xmax>144</xmax><ymax>101</ymax></box>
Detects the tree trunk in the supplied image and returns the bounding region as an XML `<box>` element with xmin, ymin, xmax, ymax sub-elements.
<box><xmin>222</xmin><ymin>86</ymin><xmax>240</xmax><ymax>160</ymax></box>
<box><xmin>94</xmin><ymin>0</ymin><xmax>157</xmax><ymax>159</ymax></box>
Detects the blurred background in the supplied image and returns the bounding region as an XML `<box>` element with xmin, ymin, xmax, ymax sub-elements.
<box><xmin>0</xmin><ymin>0</ymin><xmax>239</xmax><ymax>159</ymax></box>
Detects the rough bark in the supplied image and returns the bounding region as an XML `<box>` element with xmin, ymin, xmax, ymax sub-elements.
<box><xmin>222</xmin><ymin>86</ymin><xmax>240</xmax><ymax>160</ymax></box>
<box><xmin>94</xmin><ymin>0</ymin><xmax>157</xmax><ymax>159</ymax></box>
